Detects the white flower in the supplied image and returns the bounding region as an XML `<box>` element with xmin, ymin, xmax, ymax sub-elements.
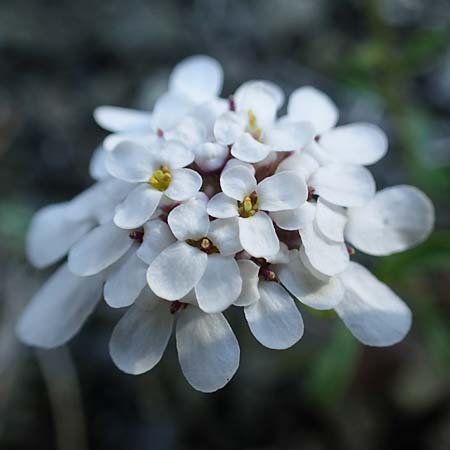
<box><xmin>214</xmin><ymin>82</ymin><xmax>314</xmax><ymax>163</ymax></box>
<box><xmin>147</xmin><ymin>195</ymin><xmax>243</xmax><ymax>313</ymax></box>
<box><xmin>207</xmin><ymin>161</ymin><xmax>307</xmax><ymax>258</ymax></box>
<box><xmin>109</xmin><ymin>287</ymin><xmax>240</xmax><ymax>393</ymax></box>
<box><xmin>105</xmin><ymin>139</ymin><xmax>202</xmax><ymax>229</ymax></box>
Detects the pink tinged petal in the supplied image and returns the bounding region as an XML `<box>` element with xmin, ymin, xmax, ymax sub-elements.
<box><xmin>207</xmin><ymin>193</ymin><xmax>239</xmax><ymax>219</ymax></box>
<box><xmin>147</xmin><ymin>242</ymin><xmax>208</xmax><ymax>300</ymax></box>
<box><xmin>169</xmin><ymin>55</ymin><xmax>224</xmax><ymax>102</ymax></box>
<box><xmin>68</xmin><ymin>222</ymin><xmax>133</xmax><ymax>276</ymax></box>
<box><xmin>277</xmin><ymin>250</ymin><xmax>344</xmax><ymax>309</ymax></box>
<box><xmin>264</xmin><ymin>121</ymin><xmax>315</xmax><ymax>151</ymax></box>
<box><xmin>319</xmin><ymin>123</ymin><xmax>388</xmax><ymax>166</ymax></box>
<box><xmin>214</xmin><ymin>111</ymin><xmax>246</xmax><ymax>145</ymax></box>
<box><xmin>244</xmin><ymin>281</ymin><xmax>304</xmax><ymax>350</ymax></box>
<box><xmin>16</xmin><ymin>264</ymin><xmax>103</xmax><ymax>348</ymax></box>
<box><xmin>159</xmin><ymin>140</ymin><xmax>195</xmax><ymax>169</ymax></box>
<box><xmin>231</xmin><ymin>133</ymin><xmax>271</xmax><ymax>163</ymax></box>
<box><xmin>220</xmin><ymin>164</ymin><xmax>257</xmax><ymax>201</ymax></box>
<box><xmin>300</xmin><ymin>221</ymin><xmax>349</xmax><ymax>277</ymax></box>
<box><xmin>89</xmin><ymin>146</ymin><xmax>108</xmax><ymax>180</ymax></box>
<box><xmin>137</xmin><ymin>220</ymin><xmax>176</xmax><ymax>265</ymax></box>
<box><xmin>336</xmin><ymin>262</ymin><xmax>412</xmax><ymax>346</ymax></box>
<box><xmin>167</xmin><ymin>196</ymin><xmax>209</xmax><ymax>241</ymax></box>
<box><xmin>109</xmin><ymin>300</ymin><xmax>173</xmax><ymax>374</ymax></box>
<box><xmin>315</xmin><ymin>197</ymin><xmax>347</xmax><ymax>242</ymax></box>
<box><xmin>257</xmin><ymin>171</ymin><xmax>307</xmax><ymax>211</ymax></box>
<box><xmin>164</xmin><ymin>168</ymin><xmax>202</xmax><ymax>201</ymax></box>
<box><xmin>94</xmin><ymin>106</ymin><xmax>153</xmax><ymax>132</ymax></box>
<box><xmin>345</xmin><ymin>185</ymin><xmax>434</xmax><ymax>256</ymax></box>
<box><xmin>114</xmin><ymin>184</ymin><xmax>162</xmax><ymax>229</ymax></box>
<box><xmin>195</xmin><ymin>255</ymin><xmax>242</xmax><ymax>313</ymax></box>
<box><xmin>235</xmin><ymin>80</ymin><xmax>285</xmax><ymax>111</ymax></box>
<box><xmin>106</xmin><ymin>140</ymin><xmax>157</xmax><ymax>182</ymax></box>
<box><xmin>287</xmin><ymin>86</ymin><xmax>338</xmax><ymax>134</ymax></box>
<box><xmin>270</xmin><ymin>202</ymin><xmax>316</xmax><ymax>231</ymax></box>
<box><xmin>104</xmin><ymin>250</ymin><xmax>148</xmax><ymax>308</ymax></box>
<box><xmin>195</xmin><ymin>142</ymin><xmax>229</xmax><ymax>172</ymax></box>
<box><xmin>239</xmin><ymin>212</ymin><xmax>279</xmax><ymax>258</ymax></box>
<box><xmin>176</xmin><ymin>307</ymin><xmax>240</xmax><ymax>393</ymax></box>
<box><xmin>234</xmin><ymin>260</ymin><xmax>260</xmax><ymax>307</ymax></box>
<box><xmin>207</xmin><ymin>218</ymin><xmax>243</xmax><ymax>256</ymax></box>
<box><xmin>26</xmin><ymin>203</ymin><xmax>93</xmax><ymax>269</ymax></box>
<box><xmin>309</xmin><ymin>163</ymin><xmax>376</xmax><ymax>207</ymax></box>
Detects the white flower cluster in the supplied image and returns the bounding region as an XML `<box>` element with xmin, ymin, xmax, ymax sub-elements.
<box><xmin>18</xmin><ymin>56</ymin><xmax>435</xmax><ymax>392</ymax></box>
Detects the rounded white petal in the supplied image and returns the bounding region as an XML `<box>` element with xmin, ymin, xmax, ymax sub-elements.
<box><xmin>277</xmin><ymin>148</ymin><xmax>320</xmax><ymax>179</ymax></box>
<box><xmin>191</xmin><ymin>99</ymin><xmax>228</xmax><ymax>138</ymax></box>
<box><xmin>89</xmin><ymin>146</ymin><xmax>108</xmax><ymax>180</ymax></box>
<box><xmin>244</xmin><ymin>281</ymin><xmax>304</xmax><ymax>350</ymax></box>
<box><xmin>195</xmin><ymin>255</ymin><xmax>242</xmax><ymax>313</ymax></box>
<box><xmin>167</xmin><ymin>117</ymin><xmax>206</xmax><ymax>151</ymax></box>
<box><xmin>220</xmin><ymin>164</ymin><xmax>257</xmax><ymax>201</ymax></box>
<box><xmin>264</xmin><ymin>122</ymin><xmax>314</xmax><ymax>151</ymax></box>
<box><xmin>152</xmin><ymin>91</ymin><xmax>194</xmax><ymax>130</ymax></box>
<box><xmin>167</xmin><ymin>196</ymin><xmax>209</xmax><ymax>241</ymax></box>
<box><xmin>207</xmin><ymin>193</ymin><xmax>238</xmax><ymax>219</ymax></box>
<box><xmin>137</xmin><ymin>220</ymin><xmax>176</xmax><ymax>265</ymax></box>
<box><xmin>159</xmin><ymin>140</ymin><xmax>195</xmax><ymax>169</ymax></box>
<box><xmin>109</xmin><ymin>300</ymin><xmax>173</xmax><ymax>374</ymax></box>
<box><xmin>336</xmin><ymin>262</ymin><xmax>412</xmax><ymax>346</ymax></box>
<box><xmin>68</xmin><ymin>222</ymin><xmax>132</xmax><ymax>276</ymax></box>
<box><xmin>287</xmin><ymin>86</ymin><xmax>338</xmax><ymax>134</ymax></box>
<box><xmin>147</xmin><ymin>242</ymin><xmax>208</xmax><ymax>300</ymax></box>
<box><xmin>231</xmin><ymin>133</ymin><xmax>271</xmax><ymax>163</ymax></box>
<box><xmin>234</xmin><ymin>260</ymin><xmax>260</xmax><ymax>307</ymax></box>
<box><xmin>207</xmin><ymin>218</ymin><xmax>243</xmax><ymax>256</ymax></box>
<box><xmin>114</xmin><ymin>184</ymin><xmax>162</xmax><ymax>229</ymax></box>
<box><xmin>315</xmin><ymin>197</ymin><xmax>347</xmax><ymax>242</ymax></box>
<box><xmin>239</xmin><ymin>212</ymin><xmax>279</xmax><ymax>258</ymax></box>
<box><xmin>300</xmin><ymin>221</ymin><xmax>349</xmax><ymax>277</ymax></box>
<box><xmin>345</xmin><ymin>185</ymin><xmax>434</xmax><ymax>256</ymax></box>
<box><xmin>104</xmin><ymin>250</ymin><xmax>148</xmax><ymax>308</ymax></box>
<box><xmin>164</xmin><ymin>168</ymin><xmax>202</xmax><ymax>202</ymax></box>
<box><xmin>176</xmin><ymin>307</ymin><xmax>239</xmax><ymax>393</ymax></box>
<box><xmin>270</xmin><ymin>202</ymin><xmax>316</xmax><ymax>231</ymax></box>
<box><xmin>169</xmin><ymin>55</ymin><xmax>223</xmax><ymax>102</ymax></box>
<box><xmin>16</xmin><ymin>264</ymin><xmax>103</xmax><ymax>348</ymax></box>
<box><xmin>278</xmin><ymin>250</ymin><xmax>344</xmax><ymax>309</ymax></box>
<box><xmin>257</xmin><ymin>171</ymin><xmax>307</xmax><ymax>211</ymax></box>
<box><xmin>94</xmin><ymin>106</ymin><xmax>152</xmax><ymax>132</ymax></box>
<box><xmin>195</xmin><ymin>142</ymin><xmax>229</xmax><ymax>172</ymax></box>
<box><xmin>235</xmin><ymin>80</ymin><xmax>285</xmax><ymax>110</ymax></box>
<box><xmin>214</xmin><ymin>111</ymin><xmax>246</xmax><ymax>145</ymax></box>
<box><xmin>309</xmin><ymin>163</ymin><xmax>376</xmax><ymax>207</ymax></box>
<box><xmin>319</xmin><ymin>123</ymin><xmax>388</xmax><ymax>165</ymax></box>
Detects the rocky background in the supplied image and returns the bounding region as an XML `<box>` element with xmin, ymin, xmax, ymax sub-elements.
<box><xmin>0</xmin><ymin>0</ymin><xmax>449</xmax><ymax>449</ymax></box>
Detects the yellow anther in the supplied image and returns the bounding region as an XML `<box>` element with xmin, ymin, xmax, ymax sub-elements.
<box><xmin>238</xmin><ymin>193</ymin><xmax>259</xmax><ymax>218</ymax></box>
<box><xmin>201</xmin><ymin>238</ymin><xmax>211</xmax><ymax>249</ymax></box>
<box><xmin>248</xmin><ymin>110</ymin><xmax>257</xmax><ymax>129</ymax></box>
<box><xmin>253</xmin><ymin>128</ymin><xmax>262</xmax><ymax>141</ymax></box>
<box><xmin>243</xmin><ymin>198</ymin><xmax>253</xmax><ymax>212</ymax></box>
<box><xmin>149</xmin><ymin>165</ymin><xmax>172</xmax><ymax>191</ymax></box>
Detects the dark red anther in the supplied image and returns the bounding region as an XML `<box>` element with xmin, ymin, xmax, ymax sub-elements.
<box><xmin>157</xmin><ymin>128</ymin><xmax>164</xmax><ymax>138</ymax></box>
<box><xmin>170</xmin><ymin>301</ymin><xmax>187</xmax><ymax>314</ymax></box>
<box><xmin>228</xmin><ymin>95</ymin><xmax>236</xmax><ymax>112</ymax></box>
<box><xmin>314</xmin><ymin>135</ymin><xmax>320</xmax><ymax>142</ymax></box>
<box><xmin>129</xmin><ymin>229</ymin><xmax>144</xmax><ymax>244</ymax></box>
<box><xmin>307</xmin><ymin>186</ymin><xmax>316</xmax><ymax>202</ymax></box>
<box><xmin>346</xmin><ymin>244</ymin><xmax>356</xmax><ymax>256</ymax></box>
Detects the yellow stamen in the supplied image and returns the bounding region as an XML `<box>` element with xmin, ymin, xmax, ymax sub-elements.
<box><xmin>201</xmin><ymin>238</ymin><xmax>211</xmax><ymax>250</ymax></box>
<box><xmin>248</xmin><ymin>110</ymin><xmax>257</xmax><ymax>129</ymax></box>
<box><xmin>149</xmin><ymin>165</ymin><xmax>172</xmax><ymax>191</ymax></box>
<box><xmin>238</xmin><ymin>193</ymin><xmax>259</xmax><ymax>218</ymax></box>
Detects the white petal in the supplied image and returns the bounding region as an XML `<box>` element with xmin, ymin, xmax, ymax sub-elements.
<box><xmin>220</xmin><ymin>163</ymin><xmax>257</xmax><ymax>201</ymax></box>
<box><xmin>336</xmin><ymin>262</ymin><xmax>412</xmax><ymax>346</ymax></box>
<box><xmin>195</xmin><ymin>255</ymin><xmax>242</xmax><ymax>313</ymax></box>
<box><xmin>315</xmin><ymin>197</ymin><xmax>347</xmax><ymax>242</ymax></box>
<box><xmin>169</xmin><ymin>55</ymin><xmax>223</xmax><ymax>102</ymax></box>
<box><xmin>159</xmin><ymin>139</ymin><xmax>195</xmax><ymax>169</ymax></box>
<box><xmin>270</xmin><ymin>202</ymin><xmax>316</xmax><ymax>231</ymax></box>
<box><xmin>89</xmin><ymin>146</ymin><xmax>108</xmax><ymax>180</ymax></box>
<box><xmin>257</xmin><ymin>171</ymin><xmax>307</xmax><ymax>211</ymax></box>
<box><xmin>147</xmin><ymin>242</ymin><xmax>208</xmax><ymax>300</ymax></box>
<box><xmin>94</xmin><ymin>106</ymin><xmax>152</xmax><ymax>132</ymax></box>
<box><xmin>109</xmin><ymin>300</ymin><xmax>173</xmax><ymax>374</ymax></box>
<box><xmin>103</xmin><ymin>132</ymin><xmax>158</xmax><ymax>152</ymax></box>
<box><xmin>26</xmin><ymin>203</ymin><xmax>93</xmax><ymax>269</ymax></box>
<box><xmin>114</xmin><ymin>184</ymin><xmax>162</xmax><ymax>229</ymax></box>
<box><xmin>167</xmin><ymin>116</ymin><xmax>206</xmax><ymax>151</ymax></box>
<box><xmin>207</xmin><ymin>218</ymin><xmax>243</xmax><ymax>256</ymax></box>
<box><xmin>195</xmin><ymin>142</ymin><xmax>229</xmax><ymax>172</ymax></box>
<box><xmin>277</xmin><ymin>250</ymin><xmax>344</xmax><ymax>309</ymax></box>
<box><xmin>164</xmin><ymin>168</ymin><xmax>202</xmax><ymax>201</ymax></box>
<box><xmin>239</xmin><ymin>212</ymin><xmax>279</xmax><ymax>258</ymax></box>
<box><xmin>234</xmin><ymin>260</ymin><xmax>260</xmax><ymax>307</ymax></box>
<box><xmin>214</xmin><ymin>111</ymin><xmax>246</xmax><ymax>145</ymax></box>
<box><xmin>309</xmin><ymin>163</ymin><xmax>376</xmax><ymax>207</ymax></box>
<box><xmin>345</xmin><ymin>185</ymin><xmax>434</xmax><ymax>256</ymax></box>
<box><xmin>191</xmin><ymin>99</ymin><xmax>228</xmax><ymax>138</ymax></box>
<box><xmin>152</xmin><ymin>91</ymin><xmax>194</xmax><ymax>130</ymax></box>
<box><xmin>287</xmin><ymin>86</ymin><xmax>338</xmax><ymax>134</ymax></box>
<box><xmin>16</xmin><ymin>264</ymin><xmax>103</xmax><ymax>348</ymax></box>
<box><xmin>137</xmin><ymin>220</ymin><xmax>176</xmax><ymax>264</ymax></box>
<box><xmin>319</xmin><ymin>123</ymin><xmax>388</xmax><ymax>165</ymax></box>
<box><xmin>231</xmin><ymin>133</ymin><xmax>271</xmax><ymax>163</ymax></box>
<box><xmin>300</xmin><ymin>220</ymin><xmax>349</xmax><ymax>276</ymax></box>
<box><xmin>68</xmin><ymin>222</ymin><xmax>132</xmax><ymax>276</ymax></box>
<box><xmin>235</xmin><ymin>80</ymin><xmax>285</xmax><ymax>110</ymax></box>
<box><xmin>244</xmin><ymin>281</ymin><xmax>303</xmax><ymax>349</ymax></box>
<box><xmin>267</xmin><ymin>241</ymin><xmax>290</xmax><ymax>264</ymax></box>
<box><xmin>167</xmin><ymin>196</ymin><xmax>209</xmax><ymax>241</ymax></box>
<box><xmin>277</xmin><ymin>148</ymin><xmax>320</xmax><ymax>179</ymax></box>
<box><xmin>264</xmin><ymin>122</ymin><xmax>314</xmax><ymax>151</ymax></box>
<box><xmin>104</xmin><ymin>250</ymin><xmax>148</xmax><ymax>308</ymax></box>
<box><xmin>176</xmin><ymin>307</ymin><xmax>239</xmax><ymax>392</ymax></box>
<box><xmin>106</xmin><ymin>140</ymin><xmax>156</xmax><ymax>182</ymax></box>
<box><xmin>207</xmin><ymin>193</ymin><xmax>238</xmax><ymax>218</ymax></box>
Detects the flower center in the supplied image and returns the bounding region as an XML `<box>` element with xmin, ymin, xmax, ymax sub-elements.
<box><xmin>259</xmin><ymin>265</ymin><xmax>277</xmax><ymax>282</ymax></box>
<box><xmin>149</xmin><ymin>165</ymin><xmax>171</xmax><ymax>191</ymax></box>
<box><xmin>238</xmin><ymin>192</ymin><xmax>259</xmax><ymax>218</ymax></box>
<box><xmin>186</xmin><ymin>237</ymin><xmax>219</xmax><ymax>254</ymax></box>
<box><xmin>247</xmin><ymin>110</ymin><xmax>262</xmax><ymax>141</ymax></box>
<box><xmin>129</xmin><ymin>227</ymin><xmax>144</xmax><ymax>244</ymax></box>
